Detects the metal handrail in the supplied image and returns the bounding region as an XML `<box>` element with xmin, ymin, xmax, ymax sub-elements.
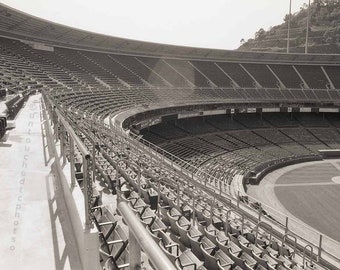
<box><xmin>117</xmin><ymin>201</ymin><xmax>177</xmax><ymax>270</ymax></box>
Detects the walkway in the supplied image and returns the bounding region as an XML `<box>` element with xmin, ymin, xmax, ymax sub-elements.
<box><xmin>0</xmin><ymin>94</ymin><xmax>82</xmax><ymax>269</ymax></box>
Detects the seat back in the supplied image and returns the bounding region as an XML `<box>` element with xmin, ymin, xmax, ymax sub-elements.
<box><xmin>111</xmin><ymin>225</ymin><xmax>128</xmax><ymax>260</ymax></box>
<box><xmin>158</xmin><ymin>231</ymin><xmax>179</xmax><ymax>264</ymax></box>
<box><xmin>201</xmin><ymin>246</ymin><xmax>219</xmax><ymax>270</ymax></box>
<box><xmin>229</xmin><ymin>251</ymin><xmax>247</xmax><ymax>269</ymax></box>
<box><xmin>188</xmin><ymin>232</ymin><xmax>204</xmax><ymax>260</ymax></box>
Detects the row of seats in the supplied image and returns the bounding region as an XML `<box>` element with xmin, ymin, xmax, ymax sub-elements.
<box><xmin>5</xmin><ymin>94</ymin><xmax>24</xmax><ymax>119</ymax></box>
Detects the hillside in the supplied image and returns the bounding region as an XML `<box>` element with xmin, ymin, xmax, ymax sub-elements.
<box><xmin>238</xmin><ymin>0</ymin><xmax>340</xmax><ymax>54</ymax></box>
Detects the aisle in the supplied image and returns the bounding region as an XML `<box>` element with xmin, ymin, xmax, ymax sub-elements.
<box><xmin>0</xmin><ymin>94</ymin><xmax>82</xmax><ymax>269</ymax></box>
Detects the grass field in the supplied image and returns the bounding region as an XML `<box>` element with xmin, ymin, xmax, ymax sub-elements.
<box><xmin>274</xmin><ymin>163</ymin><xmax>340</xmax><ymax>242</ymax></box>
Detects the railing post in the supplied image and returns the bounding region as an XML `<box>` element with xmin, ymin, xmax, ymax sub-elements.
<box><xmin>177</xmin><ymin>182</ymin><xmax>180</xmax><ymax>209</ymax></box>
<box><xmin>138</xmin><ymin>166</ymin><xmax>142</xmax><ymax>197</ymax></box>
<box><xmin>192</xmin><ymin>194</ymin><xmax>196</xmax><ymax>225</ymax></box>
<box><xmin>258</xmin><ymin>203</ymin><xmax>262</xmax><ymax>221</ymax></box>
<box><xmin>70</xmin><ymin>137</ymin><xmax>76</xmax><ymax>188</ymax></box>
<box><xmin>285</xmin><ymin>216</ymin><xmax>289</xmax><ymax>233</ymax></box>
<box><xmin>61</xmin><ymin>123</ymin><xmax>67</xmax><ymax>165</ymax></box>
<box><xmin>92</xmin><ymin>140</ymin><xmax>96</xmax><ymax>184</ymax></box>
<box><xmin>318</xmin><ymin>234</ymin><xmax>323</xmax><ymax>262</ymax></box>
<box><xmin>83</xmin><ymin>155</ymin><xmax>91</xmax><ymax>226</ymax></box>
<box><xmin>52</xmin><ymin>106</ymin><xmax>58</xmax><ymax>140</ymax></box>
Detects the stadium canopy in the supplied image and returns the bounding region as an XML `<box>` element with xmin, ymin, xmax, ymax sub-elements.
<box><xmin>0</xmin><ymin>3</ymin><xmax>339</xmax><ymax>63</ymax></box>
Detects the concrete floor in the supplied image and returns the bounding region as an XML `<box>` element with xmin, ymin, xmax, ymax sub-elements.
<box><xmin>0</xmin><ymin>94</ymin><xmax>82</xmax><ymax>269</ymax></box>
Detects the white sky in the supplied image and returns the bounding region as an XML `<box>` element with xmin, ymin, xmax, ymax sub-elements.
<box><xmin>1</xmin><ymin>0</ymin><xmax>310</xmax><ymax>50</ymax></box>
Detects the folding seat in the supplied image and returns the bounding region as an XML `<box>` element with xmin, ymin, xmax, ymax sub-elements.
<box><xmin>177</xmin><ymin>223</ymin><xmax>191</xmax><ymax>248</ymax></box>
<box><xmin>238</xmin><ymin>234</ymin><xmax>264</xmax><ymax>256</ymax></box>
<box><xmin>201</xmin><ymin>246</ymin><xmax>219</xmax><ymax>270</ymax></box>
<box><xmin>137</xmin><ymin>206</ymin><xmax>156</xmax><ymax>227</ymax></box>
<box><xmin>175</xmin><ymin>249</ymin><xmax>205</xmax><ymax>270</ymax></box>
<box><xmin>166</xmin><ymin>190</ymin><xmax>178</xmax><ymax>206</ymax></box>
<box><xmin>140</xmin><ymin>185</ymin><xmax>151</xmax><ymax>204</ymax></box>
<box><xmin>265</xmin><ymin>245</ymin><xmax>279</xmax><ymax>257</ymax></box>
<box><xmin>202</xmin><ymin>209</ymin><xmax>223</xmax><ymax>230</ymax></box>
<box><xmin>168</xmin><ymin>196</ymin><xmax>180</xmax><ymax>210</ymax></box>
<box><xmin>204</xmin><ymin>223</ymin><xmax>218</xmax><ymax>245</ymax></box>
<box><xmin>229</xmin><ymin>221</ymin><xmax>242</xmax><ymax>236</ymax></box>
<box><xmin>216</xmin><ymin>230</ymin><xmax>241</xmax><ymax>257</ymax></box>
<box><xmin>158</xmin><ymin>231</ymin><xmax>180</xmax><ymax>264</ymax></box>
<box><xmin>149</xmin><ymin>215</ymin><xmax>167</xmax><ymax>234</ymax></box>
<box><xmin>195</xmin><ymin>204</ymin><xmax>205</xmax><ymax>222</ymax></box>
<box><xmin>215</xmin><ymin>250</ymin><xmax>234</xmax><ymax>270</ymax></box>
<box><xmin>147</xmin><ymin>188</ymin><xmax>159</xmax><ymax>210</ymax></box>
<box><xmin>160</xmin><ymin>186</ymin><xmax>170</xmax><ymax>204</ymax></box>
<box><xmin>173</xmin><ymin>216</ymin><xmax>191</xmax><ymax>236</ymax></box>
<box><xmin>100</xmin><ymin>224</ymin><xmax>129</xmax><ymax>263</ymax></box>
<box><xmin>146</xmin><ymin>226</ymin><xmax>161</xmax><ymax>243</ymax></box>
<box><xmin>222</xmin><ymin>218</ymin><xmax>231</xmax><ymax>234</ymax></box>
<box><xmin>196</xmin><ymin>220</ymin><xmax>207</xmax><ymax>234</ymax></box>
<box><xmin>93</xmin><ymin>207</ymin><xmax>118</xmax><ymax>242</ymax></box>
<box><xmin>167</xmin><ymin>207</ymin><xmax>182</xmax><ymax>235</ymax></box>
<box><xmin>252</xmin><ymin>251</ymin><xmax>278</xmax><ymax>269</ymax></box>
<box><xmin>181</xmin><ymin>203</ymin><xmax>193</xmax><ymax>221</ymax></box>
<box><xmin>277</xmin><ymin>255</ymin><xmax>296</xmax><ymax>268</ymax></box>
<box><xmin>292</xmin><ymin>265</ymin><xmax>304</xmax><ymax>270</ymax></box>
<box><xmin>119</xmin><ymin>190</ymin><xmax>138</xmax><ymax>204</ymax></box>
<box><xmin>201</xmin><ymin>235</ymin><xmax>216</xmax><ymax>252</ymax></box>
<box><xmin>104</xmin><ymin>248</ymin><xmax>130</xmax><ymax>269</ymax></box>
<box><xmin>276</xmin><ymin>265</ymin><xmax>291</xmax><ymax>270</ymax></box>
<box><xmin>254</xmin><ymin>265</ymin><xmax>267</xmax><ymax>270</ymax></box>
<box><xmin>202</xmin><ymin>209</ymin><xmax>212</xmax><ymax>225</ymax></box>
<box><xmin>267</xmin><ymin>250</ymin><xmax>295</xmax><ymax>269</ymax></box>
<box><xmin>130</xmin><ymin>198</ymin><xmax>149</xmax><ymax>214</ymax></box>
<box><xmin>158</xmin><ymin>202</ymin><xmax>171</xmax><ymax>226</ymax></box>
<box><xmin>228</xmin><ymin>232</ymin><xmax>240</xmax><ymax>247</ymax></box>
<box><xmin>189</xmin><ymin>234</ymin><xmax>215</xmax><ymax>261</ymax></box>
<box><xmin>271</xmin><ymin>240</ymin><xmax>295</xmax><ymax>259</ymax></box>
<box><xmin>229</xmin><ymin>251</ymin><xmax>257</xmax><ymax>270</ymax></box>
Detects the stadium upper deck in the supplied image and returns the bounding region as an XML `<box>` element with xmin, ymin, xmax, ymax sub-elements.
<box><xmin>1</xmin><ymin>3</ymin><xmax>340</xmax><ymax>270</ymax></box>
<box><xmin>0</xmin><ymin>3</ymin><xmax>340</xmax><ymax>63</ymax></box>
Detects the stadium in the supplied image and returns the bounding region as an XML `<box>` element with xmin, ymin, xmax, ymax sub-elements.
<box><xmin>0</xmin><ymin>2</ymin><xmax>340</xmax><ymax>270</ymax></box>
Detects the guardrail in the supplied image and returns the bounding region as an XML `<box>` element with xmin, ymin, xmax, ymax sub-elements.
<box><xmin>117</xmin><ymin>201</ymin><xmax>177</xmax><ymax>270</ymax></box>
<box><xmin>43</xmin><ymin>96</ymin><xmax>100</xmax><ymax>270</ymax></box>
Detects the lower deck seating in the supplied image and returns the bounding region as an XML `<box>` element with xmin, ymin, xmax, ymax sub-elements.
<box><xmin>141</xmin><ymin>112</ymin><xmax>339</xmax><ymax>181</ymax></box>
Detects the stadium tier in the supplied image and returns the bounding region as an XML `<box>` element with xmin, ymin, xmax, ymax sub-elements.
<box><xmin>1</xmin><ymin>3</ymin><xmax>340</xmax><ymax>270</ymax></box>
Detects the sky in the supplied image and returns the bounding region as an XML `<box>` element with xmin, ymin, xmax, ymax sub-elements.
<box><xmin>1</xmin><ymin>0</ymin><xmax>310</xmax><ymax>50</ymax></box>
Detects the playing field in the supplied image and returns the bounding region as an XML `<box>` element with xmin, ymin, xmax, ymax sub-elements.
<box><xmin>273</xmin><ymin>162</ymin><xmax>340</xmax><ymax>242</ymax></box>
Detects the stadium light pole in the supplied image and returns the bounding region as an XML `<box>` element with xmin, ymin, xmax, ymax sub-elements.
<box><xmin>287</xmin><ymin>0</ymin><xmax>292</xmax><ymax>53</ymax></box>
<box><xmin>305</xmin><ymin>0</ymin><xmax>311</xmax><ymax>54</ymax></box>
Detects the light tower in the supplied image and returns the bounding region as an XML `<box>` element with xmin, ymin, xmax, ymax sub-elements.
<box><xmin>287</xmin><ymin>0</ymin><xmax>292</xmax><ymax>53</ymax></box>
<box><xmin>305</xmin><ymin>0</ymin><xmax>311</xmax><ymax>54</ymax></box>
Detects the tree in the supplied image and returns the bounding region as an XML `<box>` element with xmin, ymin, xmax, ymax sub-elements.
<box><xmin>255</xmin><ymin>28</ymin><xmax>266</xmax><ymax>40</ymax></box>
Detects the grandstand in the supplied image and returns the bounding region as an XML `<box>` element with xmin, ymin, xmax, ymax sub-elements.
<box><xmin>1</xmin><ymin>3</ymin><xmax>340</xmax><ymax>270</ymax></box>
